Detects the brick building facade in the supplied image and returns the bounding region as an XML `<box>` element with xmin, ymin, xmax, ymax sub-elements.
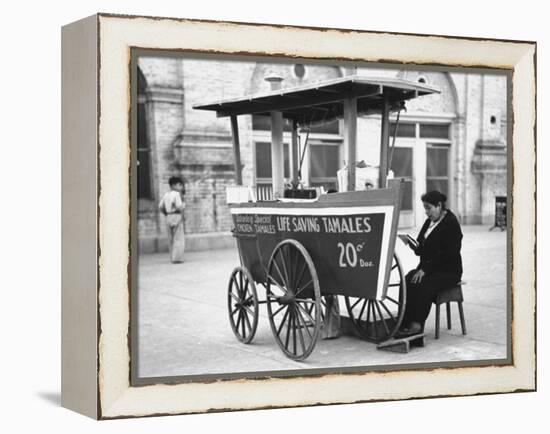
<box><xmin>136</xmin><ymin>55</ymin><xmax>507</xmax><ymax>253</ymax></box>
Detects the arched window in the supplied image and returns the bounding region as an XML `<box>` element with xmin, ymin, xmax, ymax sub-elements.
<box><xmin>137</xmin><ymin>68</ymin><xmax>153</xmax><ymax>199</ymax></box>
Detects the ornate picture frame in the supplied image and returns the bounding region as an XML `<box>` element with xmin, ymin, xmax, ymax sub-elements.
<box><xmin>61</xmin><ymin>13</ymin><xmax>536</xmax><ymax>419</ymax></box>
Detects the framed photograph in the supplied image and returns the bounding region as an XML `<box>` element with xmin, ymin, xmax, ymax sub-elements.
<box><xmin>61</xmin><ymin>13</ymin><xmax>536</xmax><ymax>419</ymax></box>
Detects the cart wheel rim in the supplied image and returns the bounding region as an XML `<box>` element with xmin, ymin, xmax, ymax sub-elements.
<box><xmin>266</xmin><ymin>239</ymin><xmax>321</xmax><ymax>361</ymax></box>
<box><xmin>344</xmin><ymin>252</ymin><xmax>407</xmax><ymax>343</ymax></box>
<box><xmin>227</xmin><ymin>266</ymin><xmax>259</xmax><ymax>344</ymax></box>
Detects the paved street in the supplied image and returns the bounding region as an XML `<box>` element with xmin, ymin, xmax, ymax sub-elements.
<box><xmin>136</xmin><ymin>225</ymin><xmax>508</xmax><ymax>379</ymax></box>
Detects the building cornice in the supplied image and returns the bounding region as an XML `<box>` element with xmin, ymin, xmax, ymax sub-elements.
<box><xmin>145</xmin><ymin>86</ymin><xmax>184</xmax><ymax>104</ymax></box>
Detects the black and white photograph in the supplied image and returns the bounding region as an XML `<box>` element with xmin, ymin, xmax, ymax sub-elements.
<box><xmin>132</xmin><ymin>53</ymin><xmax>510</xmax><ymax>382</ymax></box>
<box><xmin>3</xmin><ymin>0</ymin><xmax>542</xmax><ymax>428</ymax></box>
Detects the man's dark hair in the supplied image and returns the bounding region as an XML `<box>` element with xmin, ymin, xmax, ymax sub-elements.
<box><xmin>421</xmin><ymin>190</ymin><xmax>447</xmax><ymax>208</ymax></box>
<box><xmin>168</xmin><ymin>176</ymin><xmax>184</xmax><ymax>187</ymax></box>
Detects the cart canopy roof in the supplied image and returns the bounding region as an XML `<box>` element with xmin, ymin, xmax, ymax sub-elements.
<box><xmin>193</xmin><ymin>75</ymin><xmax>440</xmax><ymax>125</ymax></box>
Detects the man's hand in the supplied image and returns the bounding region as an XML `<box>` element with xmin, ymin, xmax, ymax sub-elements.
<box><xmin>411</xmin><ymin>269</ymin><xmax>425</xmax><ymax>284</ymax></box>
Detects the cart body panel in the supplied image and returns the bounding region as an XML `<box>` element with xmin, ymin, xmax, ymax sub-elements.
<box><xmin>232</xmin><ymin>182</ymin><xmax>403</xmax><ymax>299</ymax></box>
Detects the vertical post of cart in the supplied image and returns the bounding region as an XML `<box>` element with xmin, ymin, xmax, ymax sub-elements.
<box><xmin>343</xmin><ymin>96</ymin><xmax>357</xmax><ymax>191</ymax></box>
<box><xmin>229</xmin><ymin>115</ymin><xmax>242</xmax><ymax>185</ymax></box>
<box><xmin>266</xmin><ymin>74</ymin><xmax>285</xmax><ymax>198</ymax></box>
<box><xmin>379</xmin><ymin>95</ymin><xmax>391</xmax><ymax>188</ymax></box>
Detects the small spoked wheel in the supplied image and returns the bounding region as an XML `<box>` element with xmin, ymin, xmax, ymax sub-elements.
<box><xmin>227</xmin><ymin>266</ymin><xmax>259</xmax><ymax>344</ymax></box>
<box><xmin>344</xmin><ymin>253</ymin><xmax>407</xmax><ymax>343</ymax></box>
<box><xmin>266</xmin><ymin>239</ymin><xmax>322</xmax><ymax>361</ymax></box>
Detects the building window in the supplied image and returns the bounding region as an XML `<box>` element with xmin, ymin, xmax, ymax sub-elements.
<box><xmin>252</xmin><ymin>115</ymin><xmax>342</xmax><ymax>193</ymax></box>
<box><xmin>305</xmin><ymin>119</ymin><xmax>340</xmax><ymax>135</ymax></box>
<box><xmin>309</xmin><ymin>144</ymin><xmax>340</xmax><ymax>191</ymax></box>
<box><xmin>388</xmin><ymin>120</ymin><xmax>452</xmax><ymax>223</ymax></box>
<box><xmin>390</xmin><ymin>147</ymin><xmax>413</xmax><ymax>211</ymax></box>
<box><xmin>419</xmin><ymin>123</ymin><xmax>450</xmax><ymax>139</ymax></box>
<box><xmin>137</xmin><ymin>95</ymin><xmax>153</xmax><ymax>199</ymax></box>
<box><xmin>426</xmin><ymin>143</ymin><xmax>450</xmax><ymax>198</ymax></box>
<box><xmin>255</xmin><ymin>142</ymin><xmax>290</xmax><ymax>182</ymax></box>
<box><xmin>390</xmin><ymin>122</ymin><xmax>416</xmax><ymax>138</ymax></box>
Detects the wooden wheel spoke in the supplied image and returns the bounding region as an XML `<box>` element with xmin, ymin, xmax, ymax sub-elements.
<box><xmin>268</xmin><ymin>275</ymin><xmax>287</xmax><ymax>294</ymax></box>
<box><xmin>288</xmin><ymin>245</ymin><xmax>296</xmax><ymax>291</ymax></box>
<box><xmin>365</xmin><ymin>300</ymin><xmax>372</xmax><ymax>324</ymax></box>
<box><xmin>279</xmin><ymin>245</ymin><xmax>292</xmax><ymax>289</ymax></box>
<box><xmin>243</xmin><ymin>309</ymin><xmax>252</xmax><ymax>334</ymax></box>
<box><xmin>293</xmin><ymin>306</ymin><xmax>307</xmax><ymax>354</ymax></box>
<box><xmin>374</xmin><ymin>301</ymin><xmax>390</xmax><ymax>335</ymax></box>
<box><xmin>235</xmin><ymin>309</ymin><xmax>243</xmax><ymax>331</ymax></box>
<box><xmin>385</xmin><ymin>296</ymin><xmax>399</xmax><ymax>305</ymax></box>
<box><xmin>358</xmin><ymin>299</ymin><xmax>368</xmax><ymax>323</ymax></box>
<box><xmin>238</xmin><ymin>275</ymin><xmax>246</xmax><ymax>300</ymax></box>
<box><xmin>281</xmin><ymin>244</ymin><xmax>294</xmax><ymax>290</ymax></box>
<box><xmin>272</xmin><ymin>304</ymin><xmax>286</xmax><ymax>317</ymax></box>
<box><xmin>292</xmin><ymin>310</ymin><xmax>297</xmax><ymax>355</ymax></box>
<box><xmin>231</xmin><ymin>276</ymin><xmax>241</xmax><ymax>299</ymax></box>
<box><xmin>295</xmin><ymin>302</ymin><xmax>316</xmax><ymax>326</ymax></box>
<box><xmin>230</xmin><ymin>291</ymin><xmax>241</xmax><ymax>304</ymax></box>
<box><xmin>344</xmin><ymin>254</ymin><xmax>405</xmax><ymax>343</ymax></box>
<box><xmin>276</xmin><ymin>308</ymin><xmax>291</xmax><ymax>337</ymax></box>
<box><xmin>370</xmin><ymin>301</ymin><xmax>378</xmax><ymax>339</ymax></box>
<box><xmin>241</xmin><ymin>311</ymin><xmax>247</xmax><ymax>339</ymax></box>
<box><xmin>350</xmin><ymin>298</ymin><xmax>362</xmax><ymax>311</ymax></box>
<box><xmin>231</xmin><ymin>305</ymin><xmax>239</xmax><ymax>316</ymax></box>
<box><xmin>294</xmin><ymin>260</ymin><xmax>308</xmax><ymax>291</ymax></box>
<box><xmin>294</xmin><ymin>304</ymin><xmax>314</xmax><ymax>340</ymax></box>
<box><xmin>295</xmin><ymin>279</ymin><xmax>313</xmax><ymax>296</ymax></box>
<box><xmin>379</xmin><ymin>300</ymin><xmax>397</xmax><ymax>324</ymax></box>
<box><xmin>273</xmin><ymin>252</ymin><xmax>290</xmax><ymax>288</ymax></box>
<box><xmin>271</xmin><ymin>260</ymin><xmax>285</xmax><ymax>287</ymax></box>
<box><xmin>284</xmin><ymin>309</ymin><xmax>293</xmax><ymax>349</ymax></box>
<box><xmin>243</xmin><ymin>305</ymin><xmax>254</xmax><ymax>316</ymax></box>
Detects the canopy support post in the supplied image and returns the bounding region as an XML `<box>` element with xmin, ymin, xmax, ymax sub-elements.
<box><xmin>270</xmin><ymin>110</ymin><xmax>285</xmax><ymax>198</ymax></box>
<box><xmin>379</xmin><ymin>95</ymin><xmax>390</xmax><ymax>188</ymax></box>
<box><xmin>291</xmin><ymin>120</ymin><xmax>300</xmax><ymax>188</ymax></box>
<box><xmin>344</xmin><ymin>97</ymin><xmax>357</xmax><ymax>191</ymax></box>
<box><xmin>265</xmin><ymin>74</ymin><xmax>285</xmax><ymax>199</ymax></box>
<box><xmin>230</xmin><ymin>115</ymin><xmax>242</xmax><ymax>185</ymax></box>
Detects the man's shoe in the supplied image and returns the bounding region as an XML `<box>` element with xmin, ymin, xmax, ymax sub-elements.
<box><xmin>395</xmin><ymin>322</ymin><xmax>423</xmax><ymax>338</ymax></box>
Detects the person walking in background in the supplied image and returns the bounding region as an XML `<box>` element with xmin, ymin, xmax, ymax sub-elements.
<box><xmin>396</xmin><ymin>190</ymin><xmax>463</xmax><ymax>337</ymax></box>
<box><xmin>159</xmin><ymin>176</ymin><xmax>186</xmax><ymax>263</ymax></box>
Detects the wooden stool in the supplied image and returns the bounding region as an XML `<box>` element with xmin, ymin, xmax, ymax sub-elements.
<box><xmin>434</xmin><ymin>282</ymin><xmax>467</xmax><ymax>339</ymax></box>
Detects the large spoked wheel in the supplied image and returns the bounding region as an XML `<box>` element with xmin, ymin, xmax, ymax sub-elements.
<box><xmin>266</xmin><ymin>239</ymin><xmax>322</xmax><ymax>361</ymax></box>
<box><xmin>344</xmin><ymin>253</ymin><xmax>407</xmax><ymax>343</ymax></box>
<box><xmin>227</xmin><ymin>266</ymin><xmax>259</xmax><ymax>344</ymax></box>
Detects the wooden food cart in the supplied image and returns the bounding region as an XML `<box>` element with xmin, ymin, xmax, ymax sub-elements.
<box><xmin>194</xmin><ymin>75</ymin><xmax>439</xmax><ymax>360</ymax></box>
